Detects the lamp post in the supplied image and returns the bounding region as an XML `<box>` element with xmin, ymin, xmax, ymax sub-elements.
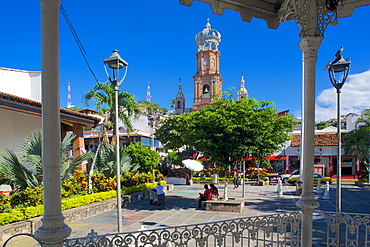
<box><xmin>103</xmin><ymin>50</ymin><xmax>128</xmax><ymax>232</ymax></box>
<box><xmin>326</xmin><ymin>46</ymin><xmax>351</xmax><ymax>212</ymax></box>
<box><xmin>150</xmin><ymin>116</ymin><xmax>157</xmax><ymax>182</ymax></box>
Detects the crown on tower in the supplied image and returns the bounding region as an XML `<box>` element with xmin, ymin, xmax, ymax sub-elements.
<box><xmin>195</xmin><ymin>18</ymin><xmax>221</xmax><ymax>52</ymax></box>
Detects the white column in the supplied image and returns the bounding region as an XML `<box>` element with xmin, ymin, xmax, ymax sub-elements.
<box><xmin>296</xmin><ymin>36</ymin><xmax>322</xmax><ymax>247</ymax></box>
<box><xmin>35</xmin><ymin>0</ymin><xmax>71</xmax><ymax>246</ymax></box>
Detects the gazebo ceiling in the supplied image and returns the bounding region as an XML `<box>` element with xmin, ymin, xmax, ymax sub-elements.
<box><xmin>180</xmin><ymin>0</ymin><xmax>370</xmax><ymax>29</ymax></box>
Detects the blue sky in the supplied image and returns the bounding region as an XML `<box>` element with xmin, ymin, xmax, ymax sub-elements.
<box><xmin>1</xmin><ymin>1</ymin><xmax>369</xmax><ymax>121</ymax></box>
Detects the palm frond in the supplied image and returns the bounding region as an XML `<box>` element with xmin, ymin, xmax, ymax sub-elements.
<box><xmin>0</xmin><ymin>149</ymin><xmax>41</xmax><ymax>190</ymax></box>
<box><xmin>61</xmin><ymin>150</ymin><xmax>95</xmax><ymax>181</ymax></box>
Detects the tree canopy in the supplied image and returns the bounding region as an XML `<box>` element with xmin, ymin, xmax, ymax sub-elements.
<box><xmin>83</xmin><ymin>81</ymin><xmax>140</xmax><ymax>146</ymax></box>
<box><xmin>138</xmin><ymin>101</ymin><xmax>167</xmax><ymax>114</ymax></box>
<box><xmin>344</xmin><ymin>109</ymin><xmax>370</xmax><ymax>180</ymax></box>
<box><xmin>156</xmin><ymin>98</ymin><xmax>294</xmax><ymax>168</ymax></box>
<box><xmin>123</xmin><ymin>142</ymin><xmax>161</xmax><ymax>173</ymax></box>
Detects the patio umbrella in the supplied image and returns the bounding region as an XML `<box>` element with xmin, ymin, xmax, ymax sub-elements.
<box><xmin>182</xmin><ymin>159</ymin><xmax>204</xmax><ymax>171</ymax></box>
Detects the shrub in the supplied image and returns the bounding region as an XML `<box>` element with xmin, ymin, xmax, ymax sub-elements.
<box><xmin>0</xmin><ymin>181</ymin><xmax>166</xmax><ymax>225</ymax></box>
<box><xmin>10</xmin><ymin>186</ymin><xmax>43</xmax><ymax>208</ymax></box>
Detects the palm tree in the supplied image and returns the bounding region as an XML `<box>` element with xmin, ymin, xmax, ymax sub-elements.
<box><xmin>343</xmin><ymin>109</ymin><xmax>370</xmax><ymax>181</ymax></box>
<box><xmin>0</xmin><ymin>129</ymin><xmax>94</xmax><ymax>191</ymax></box>
<box><xmin>93</xmin><ymin>144</ymin><xmax>140</xmax><ymax>178</ymax></box>
<box><xmin>83</xmin><ymin>81</ymin><xmax>140</xmax><ymax>146</ymax></box>
<box><xmin>357</xmin><ymin>109</ymin><xmax>370</xmax><ymax>128</ymax></box>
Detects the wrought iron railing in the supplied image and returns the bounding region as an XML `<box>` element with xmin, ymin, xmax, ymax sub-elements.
<box><xmin>320</xmin><ymin>212</ymin><xmax>370</xmax><ymax>247</ymax></box>
<box><xmin>3</xmin><ymin>211</ymin><xmax>370</xmax><ymax>246</ymax></box>
<box><xmin>64</xmin><ymin>211</ymin><xmax>302</xmax><ymax>247</ymax></box>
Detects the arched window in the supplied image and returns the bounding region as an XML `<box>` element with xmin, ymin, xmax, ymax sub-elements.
<box><xmin>203</xmin><ymin>84</ymin><xmax>210</xmax><ymax>94</ymax></box>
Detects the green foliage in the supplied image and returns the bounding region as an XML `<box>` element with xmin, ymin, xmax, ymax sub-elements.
<box><xmin>0</xmin><ymin>129</ymin><xmax>94</xmax><ymax>191</ymax></box>
<box><xmin>138</xmin><ymin>101</ymin><xmax>167</xmax><ymax>114</ymax></box>
<box><xmin>10</xmin><ymin>186</ymin><xmax>43</xmax><ymax>208</ymax></box>
<box><xmin>157</xmin><ymin>98</ymin><xmax>294</xmax><ymax>168</ymax></box>
<box><xmin>343</xmin><ymin>109</ymin><xmax>370</xmax><ymax>181</ymax></box>
<box><xmin>123</xmin><ymin>142</ymin><xmax>161</xmax><ymax>173</ymax></box>
<box><xmin>0</xmin><ymin>209</ymin><xmax>24</xmax><ymax>225</ymax></box>
<box><xmin>167</xmin><ymin>151</ymin><xmax>183</xmax><ymax>166</ymax></box>
<box><xmin>94</xmin><ymin>144</ymin><xmax>139</xmax><ymax>178</ymax></box>
<box><xmin>316</xmin><ymin>121</ymin><xmax>329</xmax><ymax>130</ymax></box>
<box><xmin>0</xmin><ymin>177</ymin><xmax>166</xmax><ymax>225</ymax></box>
<box><xmin>121</xmin><ymin>171</ymin><xmax>153</xmax><ymax>187</ymax></box>
<box><xmin>90</xmin><ymin>174</ymin><xmax>117</xmax><ymax>192</ymax></box>
<box><xmin>0</xmin><ymin>194</ymin><xmax>11</xmax><ymax>213</ymax></box>
<box><xmin>83</xmin><ymin>81</ymin><xmax>140</xmax><ymax>145</ymax></box>
<box><xmin>155</xmin><ymin>115</ymin><xmax>188</xmax><ymax>150</ymax></box>
<box><xmin>66</xmin><ymin>106</ymin><xmax>83</xmax><ymax>112</ymax></box>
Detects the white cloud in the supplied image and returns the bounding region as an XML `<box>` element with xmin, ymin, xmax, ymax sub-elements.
<box><xmin>315</xmin><ymin>69</ymin><xmax>370</xmax><ymax>122</ymax></box>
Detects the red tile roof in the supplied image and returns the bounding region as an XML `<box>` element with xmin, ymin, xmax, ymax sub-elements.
<box><xmin>291</xmin><ymin>133</ymin><xmax>344</xmax><ymax>147</ymax></box>
<box><xmin>0</xmin><ymin>92</ymin><xmax>100</xmax><ymax>127</ymax></box>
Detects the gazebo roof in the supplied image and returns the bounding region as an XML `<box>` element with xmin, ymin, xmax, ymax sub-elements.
<box><xmin>180</xmin><ymin>0</ymin><xmax>370</xmax><ymax>29</ymax></box>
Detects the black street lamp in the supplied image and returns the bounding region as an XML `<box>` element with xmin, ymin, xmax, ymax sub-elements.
<box><xmin>103</xmin><ymin>50</ymin><xmax>128</xmax><ymax>232</ymax></box>
<box><xmin>326</xmin><ymin>46</ymin><xmax>351</xmax><ymax>212</ymax></box>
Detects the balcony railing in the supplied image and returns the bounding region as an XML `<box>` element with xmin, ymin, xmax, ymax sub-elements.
<box><xmin>64</xmin><ymin>211</ymin><xmax>302</xmax><ymax>247</ymax></box>
<box><xmin>3</xmin><ymin>211</ymin><xmax>370</xmax><ymax>246</ymax></box>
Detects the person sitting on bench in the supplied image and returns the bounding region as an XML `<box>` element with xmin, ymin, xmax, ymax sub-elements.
<box><xmin>198</xmin><ymin>184</ymin><xmax>212</xmax><ymax>208</ymax></box>
<box><xmin>210</xmin><ymin>183</ymin><xmax>219</xmax><ymax>199</ymax></box>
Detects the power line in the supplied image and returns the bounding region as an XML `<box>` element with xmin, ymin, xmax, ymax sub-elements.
<box><xmin>59</xmin><ymin>4</ymin><xmax>99</xmax><ymax>83</ymax></box>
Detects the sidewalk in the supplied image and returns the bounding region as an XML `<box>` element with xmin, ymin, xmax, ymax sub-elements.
<box><xmin>4</xmin><ymin>182</ymin><xmax>370</xmax><ymax>246</ymax></box>
<box><xmin>67</xmin><ymin>182</ymin><xmax>369</xmax><ymax>239</ymax></box>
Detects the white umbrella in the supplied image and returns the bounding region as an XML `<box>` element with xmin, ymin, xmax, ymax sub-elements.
<box><xmin>182</xmin><ymin>159</ymin><xmax>204</xmax><ymax>171</ymax></box>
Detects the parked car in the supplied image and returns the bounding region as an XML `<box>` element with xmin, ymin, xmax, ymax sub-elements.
<box><xmin>266</xmin><ymin>173</ymin><xmax>280</xmax><ymax>182</ymax></box>
<box><xmin>287</xmin><ymin>173</ymin><xmax>332</xmax><ymax>185</ymax></box>
<box><xmin>280</xmin><ymin>170</ymin><xmax>300</xmax><ymax>183</ymax></box>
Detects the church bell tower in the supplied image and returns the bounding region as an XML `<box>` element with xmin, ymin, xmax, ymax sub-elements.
<box><xmin>192</xmin><ymin>19</ymin><xmax>222</xmax><ymax>111</ymax></box>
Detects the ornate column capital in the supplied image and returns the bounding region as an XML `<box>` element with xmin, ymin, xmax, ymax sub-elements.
<box><xmin>299</xmin><ymin>36</ymin><xmax>323</xmax><ymax>60</ymax></box>
<box><xmin>293</xmin><ymin>0</ymin><xmax>338</xmax><ymax>38</ymax></box>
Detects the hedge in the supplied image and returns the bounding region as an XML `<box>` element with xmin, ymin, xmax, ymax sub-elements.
<box><xmin>0</xmin><ymin>181</ymin><xmax>163</xmax><ymax>226</ymax></box>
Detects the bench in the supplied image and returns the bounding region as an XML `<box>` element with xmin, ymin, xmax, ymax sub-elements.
<box><xmin>205</xmin><ymin>197</ymin><xmax>244</xmax><ymax>212</ymax></box>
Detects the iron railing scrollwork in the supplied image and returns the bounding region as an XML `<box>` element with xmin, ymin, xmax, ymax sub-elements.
<box><xmin>64</xmin><ymin>211</ymin><xmax>302</xmax><ymax>247</ymax></box>
<box><xmin>323</xmin><ymin>212</ymin><xmax>370</xmax><ymax>247</ymax></box>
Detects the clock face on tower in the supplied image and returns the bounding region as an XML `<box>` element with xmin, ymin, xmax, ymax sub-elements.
<box><xmin>203</xmin><ymin>60</ymin><xmax>208</xmax><ymax>66</ymax></box>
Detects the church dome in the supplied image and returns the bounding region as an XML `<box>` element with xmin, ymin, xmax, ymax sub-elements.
<box><xmin>238</xmin><ymin>87</ymin><xmax>248</xmax><ymax>94</ymax></box>
<box><xmin>237</xmin><ymin>74</ymin><xmax>248</xmax><ymax>100</ymax></box>
<box><xmin>176</xmin><ymin>92</ymin><xmax>184</xmax><ymax>98</ymax></box>
<box><xmin>195</xmin><ymin>19</ymin><xmax>221</xmax><ymax>52</ymax></box>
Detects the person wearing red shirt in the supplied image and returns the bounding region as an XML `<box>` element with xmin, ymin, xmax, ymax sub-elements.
<box><xmin>198</xmin><ymin>184</ymin><xmax>212</xmax><ymax>208</ymax></box>
<box><xmin>210</xmin><ymin>184</ymin><xmax>219</xmax><ymax>199</ymax></box>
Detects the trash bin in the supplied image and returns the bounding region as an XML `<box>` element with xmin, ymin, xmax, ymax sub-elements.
<box><xmin>211</xmin><ymin>174</ymin><xmax>218</xmax><ymax>184</ymax></box>
<box><xmin>296</xmin><ymin>181</ymin><xmax>303</xmax><ymax>195</ymax></box>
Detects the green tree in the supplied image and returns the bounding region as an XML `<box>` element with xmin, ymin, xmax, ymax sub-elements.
<box><xmin>123</xmin><ymin>142</ymin><xmax>161</xmax><ymax>173</ymax></box>
<box><xmin>83</xmin><ymin>81</ymin><xmax>140</xmax><ymax>146</ymax></box>
<box><xmin>65</xmin><ymin>106</ymin><xmax>82</xmax><ymax>112</ymax></box>
<box><xmin>343</xmin><ymin>109</ymin><xmax>370</xmax><ymax>181</ymax></box>
<box><xmin>0</xmin><ymin>129</ymin><xmax>94</xmax><ymax>191</ymax></box>
<box><xmin>168</xmin><ymin>99</ymin><xmax>175</xmax><ymax>109</ymax></box>
<box><xmin>316</xmin><ymin>121</ymin><xmax>329</xmax><ymax>130</ymax></box>
<box><xmin>155</xmin><ymin>115</ymin><xmax>188</xmax><ymax>151</ymax></box>
<box><xmin>157</xmin><ymin>98</ymin><xmax>293</xmax><ymax>197</ymax></box>
<box><xmin>138</xmin><ymin>101</ymin><xmax>167</xmax><ymax>114</ymax></box>
<box><xmin>167</xmin><ymin>151</ymin><xmax>183</xmax><ymax>166</ymax></box>
<box><xmin>158</xmin><ymin>98</ymin><xmax>293</xmax><ymax>167</ymax></box>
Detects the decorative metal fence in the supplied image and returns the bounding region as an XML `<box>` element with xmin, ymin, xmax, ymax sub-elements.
<box><xmin>64</xmin><ymin>211</ymin><xmax>302</xmax><ymax>247</ymax></box>
<box><xmin>321</xmin><ymin>212</ymin><xmax>370</xmax><ymax>247</ymax></box>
